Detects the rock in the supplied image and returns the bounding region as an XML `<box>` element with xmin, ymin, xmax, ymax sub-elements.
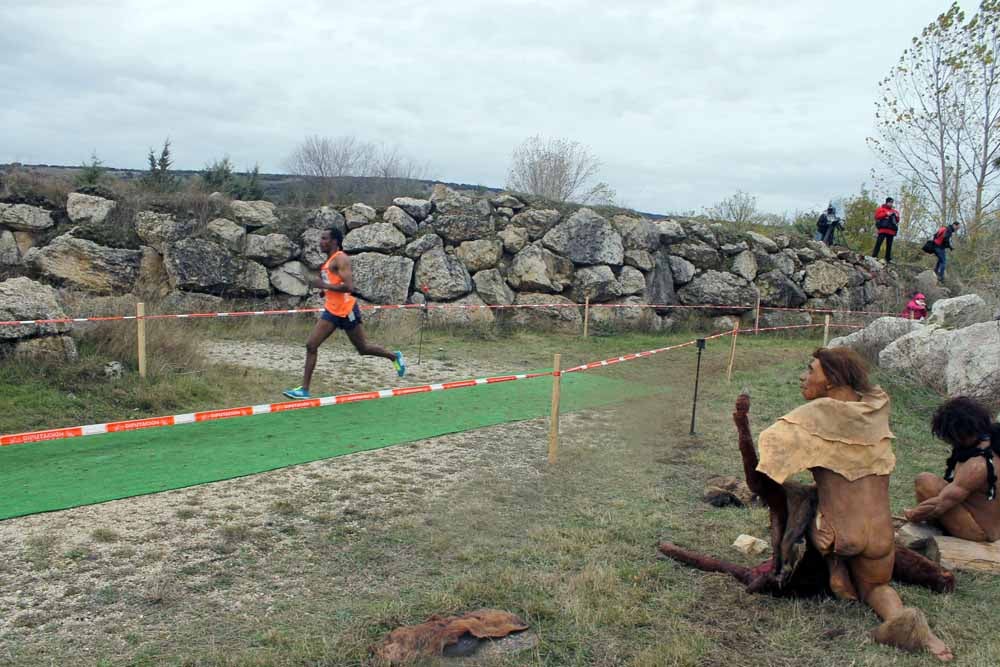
<box><xmin>350</xmin><ymin>253</ymin><xmax>414</xmax><ymax>304</ymax></box>
<box><xmin>572</xmin><ymin>265</ymin><xmax>622</xmax><ymax>302</ymax></box>
<box><xmin>895</xmin><ymin>521</ymin><xmax>943</xmax><ymax>550</ymax></box>
<box><xmin>229</xmin><ymin>200</ymin><xmax>278</xmax><ymax>228</ymax></box>
<box><xmin>508</xmin><ymin>293</ymin><xmax>581</xmax><ymax>333</ymax></box>
<box><xmin>618</xmin><ymin>266</ymin><xmax>646</xmax><ymax>296</ymax></box>
<box><xmin>703</xmin><ymin>475</ymin><xmax>755</xmax><ymax>507</ymax></box>
<box><xmin>720</xmin><ymin>241</ymin><xmax>749</xmax><ymax>257</ymax></box>
<box><xmin>427</xmin><ymin>293</ymin><xmax>495</xmax><ymax>331</ymax></box>
<box><xmin>653</xmin><ymin>219</ymin><xmax>686</xmax><ymax>245</ymax></box>
<box><xmin>774</xmin><ymin>234</ymin><xmax>791</xmax><ymax>249</ymax></box>
<box><xmin>404</xmin><ymin>234</ymin><xmax>443</xmax><ymax>259</ymax></box>
<box><xmin>612</xmin><ymin>215</ymin><xmax>660</xmax><ymax>251</ymax></box>
<box><xmin>498</xmin><ymin>226</ymin><xmax>529</xmax><ymax>254</ymax></box>
<box><xmin>104</xmin><ymin>361</ymin><xmax>125</xmax><ymax>380</ymax></box>
<box><xmin>510</xmin><ymin>208</ymin><xmax>561</xmax><ymax>240</ymax></box>
<box><xmin>677</xmin><ymin>270</ymin><xmax>757</xmax><ymax>314</ymax></box>
<box><xmin>0</xmin><ymin>229</ymin><xmax>20</xmax><ymax>265</ymax></box>
<box><xmin>496</xmin><ymin>207</ymin><xmax>514</xmax><ymax>218</ymax></box>
<box><xmin>163</xmin><ymin>238</ymin><xmax>256</xmax><ymax>296</ymax></box>
<box><xmin>306</xmin><ymin>206</ymin><xmax>347</xmax><ymax>234</ymax></box>
<box><xmin>671</xmin><ymin>241</ymin><xmax>721</xmax><ymax>269</ymax></box>
<box><xmin>929</xmin><ymin>294</ymin><xmax>992</xmax><ymax>329</ymax></box>
<box><xmin>827</xmin><ymin>317</ymin><xmax>926</xmax><ymax>359</ymax></box>
<box><xmin>135</xmin><ymin>246</ymin><xmax>171</xmax><ymax>299</ymax></box>
<box><xmin>757</xmin><ymin>310</ymin><xmax>812</xmax><ymax>330</ymax></box>
<box><xmin>456</xmin><ymin>239</ymin><xmax>503</xmax><ymax>273</ymax></box>
<box><xmin>796</xmin><ymin>247</ymin><xmax>817</xmax><ymax>262</ymax></box>
<box><xmin>205</xmin><ymin>218</ymin><xmax>246</xmax><ymax>253</ymax></box>
<box><xmin>12</xmin><ymin>231</ymin><xmax>34</xmax><ymax>257</ymax></box>
<box><xmin>392</xmin><ymin>197</ymin><xmax>432</xmax><ymax>221</ymax></box>
<box><xmin>12</xmin><ymin>335</ymin><xmax>78</xmax><ymax>362</ymax></box>
<box><xmin>646</xmin><ymin>250</ymin><xmax>679</xmax><ymax>309</ymax></box>
<box><xmin>0</xmin><ymin>277</ymin><xmax>69</xmax><ymax>339</ymax></box>
<box><xmin>345</xmin><ymin>203</ymin><xmax>377</xmax><ymax>230</ymax></box>
<box><xmin>803</xmin><ymin>261</ymin><xmax>849</xmax><ymax>297</ymax></box>
<box><xmin>747</xmin><ymin>231</ymin><xmax>778</xmax><ymax>253</ymax></box>
<box><xmin>754</xmin><ymin>270</ymin><xmax>807</xmax><ymax>308</ymax></box>
<box><xmin>764</xmin><ymin>249</ymin><xmax>796</xmax><ymax>276</ymax></box>
<box><xmin>66</xmin><ymin>192</ymin><xmax>116</xmax><ymax>225</ymax></box>
<box><xmin>588</xmin><ymin>296</ymin><xmax>656</xmax><ymax>332</ymax></box>
<box><xmin>415</xmin><ymin>246</ymin><xmax>472</xmax><ymax>301</ymax></box>
<box><xmin>343</xmin><ymin>223</ymin><xmax>406</xmax><ymax>253</ymax></box>
<box><xmin>473</xmin><ymin>268</ymin><xmax>515</xmax><ymax>306</ymax></box>
<box><xmin>158</xmin><ymin>290</ymin><xmax>224</xmax><ymax>314</ymax></box>
<box><xmin>382</xmin><ymin>206</ymin><xmax>418</xmax><ymax>237</ymax></box>
<box><xmin>686</xmin><ymin>221</ymin><xmax>717</xmax><ymax>246</ymax></box>
<box><xmin>668</xmin><ymin>255</ymin><xmax>697</xmax><ymax>286</ymax></box>
<box><xmin>542</xmin><ymin>208</ymin><xmax>623</xmax><ymax>266</ymax></box>
<box><xmin>235</xmin><ymin>261</ymin><xmax>271</xmax><ymax>297</ymax></box>
<box><xmin>913</xmin><ymin>270</ymin><xmax>951</xmax><ymax>302</ymax></box>
<box><xmin>431</xmin><ymin>188</ymin><xmax>494</xmax><ymax>242</ymax></box>
<box><xmin>299</xmin><ymin>228</ymin><xmax>327</xmax><ymax>269</ymax></box>
<box><xmin>731</xmin><ymin>250</ymin><xmax>757</xmax><ymax>282</ymax></box>
<box><xmin>136</xmin><ymin>211</ymin><xmax>196</xmax><ymax>253</ymax></box>
<box><xmin>269</xmin><ymin>261</ymin><xmax>310</xmax><ymax>297</ymax></box>
<box><xmin>507</xmin><ymin>244</ymin><xmax>567</xmax><ymax>293</ymax></box>
<box><xmin>0</xmin><ymin>203</ymin><xmax>54</xmax><ymax>232</ymax></box>
<box><xmin>489</xmin><ymin>193</ymin><xmax>525</xmax><ymax>210</ymax></box>
<box><xmin>713</xmin><ymin>315</ymin><xmax>740</xmax><ymax>331</ymax></box>
<box><xmin>624</xmin><ymin>249</ymin><xmax>654</xmax><ymax>272</ymax></box>
<box><xmin>244</xmin><ymin>233</ymin><xmax>299</xmax><ymax>268</ymax></box>
<box><xmin>733</xmin><ymin>534</ymin><xmax>770</xmax><ymax>556</ymax></box>
<box><xmin>25</xmin><ymin>235</ymin><xmax>142</xmax><ymax>294</ymax></box>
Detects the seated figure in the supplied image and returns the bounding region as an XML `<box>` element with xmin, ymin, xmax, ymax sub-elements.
<box><xmin>905</xmin><ymin>396</ymin><xmax>1000</xmax><ymax>543</ymax></box>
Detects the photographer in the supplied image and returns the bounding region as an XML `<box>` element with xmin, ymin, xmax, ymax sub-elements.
<box><xmin>931</xmin><ymin>221</ymin><xmax>960</xmax><ymax>283</ymax></box>
<box><xmin>816</xmin><ymin>205</ymin><xmax>841</xmax><ymax>246</ymax></box>
<box><xmin>872</xmin><ymin>197</ymin><xmax>899</xmax><ymax>263</ymax></box>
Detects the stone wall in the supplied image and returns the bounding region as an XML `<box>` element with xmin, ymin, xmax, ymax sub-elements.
<box><xmin>0</xmin><ymin>185</ymin><xmax>903</xmax><ymax>332</ymax></box>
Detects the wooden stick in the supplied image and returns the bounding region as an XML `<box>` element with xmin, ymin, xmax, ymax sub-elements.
<box><xmin>925</xmin><ymin>535</ymin><xmax>1000</xmax><ymax>574</ymax></box>
<box><xmin>822</xmin><ymin>314</ymin><xmax>831</xmax><ymax>346</ymax></box>
<box><xmin>548</xmin><ymin>353</ymin><xmax>562</xmax><ymax>464</ymax></box>
<box><xmin>137</xmin><ymin>302</ymin><xmax>147</xmax><ymax>378</ymax></box>
<box><xmin>753</xmin><ymin>296</ymin><xmax>761</xmax><ymax>335</ymax></box>
<box><xmin>726</xmin><ymin>321</ymin><xmax>740</xmax><ymax>383</ymax></box>
<box><xmin>582</xmin><ymin>296</ymin><xmax>590</xmax><ymax>338</ymax></box>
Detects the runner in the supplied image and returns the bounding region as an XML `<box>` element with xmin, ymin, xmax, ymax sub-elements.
<box><xmin>283</xmin><ymin>228</ymin><xmax>405</xmax><ymax>399</ymax></box>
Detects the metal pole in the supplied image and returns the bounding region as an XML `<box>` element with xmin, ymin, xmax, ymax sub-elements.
<box><xmin>689</xmin><ymin>338</ymin><xmax>706</xmax><ymax>435</ymax></box>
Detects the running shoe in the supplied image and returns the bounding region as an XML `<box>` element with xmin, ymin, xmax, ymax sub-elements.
<box><xmin>283</xmin><ymin>386</ymin><xmax>311</xmax><ymax>399</ymax></box>
<box><xmin>393</xmin><ymin>351</ymin><xmax>407</xmax><ymax>378</ymax></box>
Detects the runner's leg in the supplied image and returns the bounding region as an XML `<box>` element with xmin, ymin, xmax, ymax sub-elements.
<box><xmin>302</xmin><ymin>319</ymin><xmax>337</xmax><ymax>391</ymax></box>
<box><xmin>345</xmin><ymin>323</ymin><xmax>396</xmax><ymax>361</ymax></box>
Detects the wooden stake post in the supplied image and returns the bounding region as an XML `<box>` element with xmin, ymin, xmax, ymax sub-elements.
<box><xmin>137</xmin><ymin>302</ymin><xmax>147</xmax><ymax>378</ymax></box>
<box><xmin>823</xmin><ymin>314</ymin><xmax>831</xmax><ymax>347</ymax></box>
<box><xmin>754</xmin><ymin>296</ymin><xmax>761</xmax><ymax>335</ymax></box>
<box><xmin>582</xmin><ymin>297</ymin><xmax>590</xmax><ymax>338</ymax></box>
<box><xmin>548</xmin><ymin>353</ymin><xmax>562</xmax><ymax>464</ymax></box>
<box><xmin>726</xmin><ymin>321</ymin><xmax>740</xmax><ymax>383</ymax></box>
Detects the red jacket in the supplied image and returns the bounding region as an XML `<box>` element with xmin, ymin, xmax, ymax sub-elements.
<box><xmin>874</xmin><ymin>204</ymin><xmax>899</xmax><ymax>236</ymax></box>
<box><xmin>900</xmin><ymin>295</ymin><xmax>927</xmax><ymax>320</ymax></box>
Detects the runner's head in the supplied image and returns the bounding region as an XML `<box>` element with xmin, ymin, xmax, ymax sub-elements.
<box><xmin>320</xmin><ymin>227</ymin><xmax>344</xmax><ymax>253</ymax></box>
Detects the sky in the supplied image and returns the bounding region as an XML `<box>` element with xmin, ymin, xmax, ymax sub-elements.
<box><xmin>0</xmin><ymin>0</ymin><xmax>968</xmax><ymax>215</ymax></box>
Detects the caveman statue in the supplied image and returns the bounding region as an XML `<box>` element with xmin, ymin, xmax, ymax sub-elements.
<box><xmin>659</xmin><ymin>348</ymin><xmax>954</xmax><ymax>661</ymax></box>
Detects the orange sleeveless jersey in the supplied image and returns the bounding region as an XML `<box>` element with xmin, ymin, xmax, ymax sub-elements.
<box><xmin>321</xmin><ymin>251</ymin><xmax>357</xmax><ymax>317</ymax></box>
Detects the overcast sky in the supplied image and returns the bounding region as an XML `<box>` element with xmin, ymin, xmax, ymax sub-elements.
<box><xmin>0</xmin><ymin>0</ymin><xmax>966</xmax><ymax>215</ymax></box>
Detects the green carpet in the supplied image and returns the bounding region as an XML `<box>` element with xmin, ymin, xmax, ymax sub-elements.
<box><xmin>0</xmin><ymin>372</ymin><xmax>658</xmax><ymax>520</ymax></box>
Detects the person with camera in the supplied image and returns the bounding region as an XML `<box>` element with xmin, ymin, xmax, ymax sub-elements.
<box><xmin>931</xmin><ymin>221</ymin><xmax>960</xmax><ymax>283</ymax></box>
<box><xmin>872</xmin><ymin>197</ymin><xmax>899</xmax><ymax>263</ymax></box>
<box><xmin>816</xmin><ymin>205</ymin><xmax>841</xmax><ymax>246</ymax></box>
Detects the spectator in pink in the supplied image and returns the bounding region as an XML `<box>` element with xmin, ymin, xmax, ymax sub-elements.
<box><xmin>900</xmin><ymin>293</ymin><xmax>928</xmax><ymax>320</ymax></box>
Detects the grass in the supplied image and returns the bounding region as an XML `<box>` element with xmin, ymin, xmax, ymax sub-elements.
<box><xmin>2</xmin><ymin>330</ymin><xmax>999</xmax><ymax>666</ymax></box>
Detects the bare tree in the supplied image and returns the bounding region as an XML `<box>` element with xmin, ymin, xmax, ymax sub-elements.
<box><xmin>705</xmin><ymin>190</ymin><xmax>760</xmax><ymax>229</ymax></box>
<box><xmin>505</xmin><ymin>135</ymin><xmax>616</xmax><ymax>204</ymax></box>
<box><xmin>284</xmin><ymin>135</ymin><xmax>377</xmax><ymax>179</ymax></box>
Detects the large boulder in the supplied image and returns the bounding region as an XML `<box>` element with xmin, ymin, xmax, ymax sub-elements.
<box><xmin>10</xmin><ymin>335</ymin><xmax>78</xmax><ymax>362</ymax></box>
<box><xmin>473</xmin><ymin>268</ymin><xmax>515</xmax><ymax>306</ymax></box>
<box><xmin>456</xmin><ymin>239</ymin><xmax>503</xmax><ymax>273</ymax></box>
<box><xmin>392</xmin><ymin>197</ymin><xmax>432</xmax><ymax>221</ymax></box>
<box><xmin>489</xmin><ymin>193</ymin><xmax>525</xmax><ymax>210</ymax></box>
<box><xmin>625</xmin><ymin>249</ymin><xmax>654</xmax><ymax>272</ymax></box>
<box><xmin>205</xmin><ymin>218</ymin><xmax>246</xmax><ymax>253</ymax></box>
<box><xmin>827</xmin><ymin>317</ymin><xmax>926</xmax><ymax>359</ymax></box>
<box><xmin>928</xmin><ymin>294</ymin><xmax>992</xmax><ymax>329</ymax></box>
<box><xmin>230</xmin><ymin>200</ymin><xmax>278</xmax><ymax>229</ymax></box>
<box><xmin>349</xmin><ymin>253</ymin><xmax>414</xmax><ymax>304</ymax></box>
<box><xmin>414</xmin><ymin>246</ymin><xmax>472</xmax><ymax>300</ymax></box>
<box><xmin>343</xmin><ymin>223</ymin><xmax>406</xmax><ymax>253</ymax></box>
<box><xmin>163</xmin><ymin>238</ymin><xmax>254</xmax><ymax>295</ymax></box>
<box><xmin>0</xmin><ymin>277</ymin><xmax>69</xmax><ymax>339</ymax></box>
<box><xmin>653</xmin><ymin>219</ymin><xmax>686</xmax><ymax>245</ymax></box>
<box><xmin>382</xmin><ymin>206</ymin><xmax>418</xmax><ymax>237</ymax></box>
<box><xmin>671</xmin><ymin>241</ymin><xmax>721</xmax><ymax>270</ymax></box>
<box><xmin>498</xmin><ymin>226</ymin><xmax>529</xmax><ymax>254</ymax></box>
<box><xmin>0</xmin><ymin>230</ymin><xmax>20</xmax><ymax>265</ymax></box>
<box><xmin>299</xmin><ymin>228</ymin><xmax>327</xmax><ymax>269</ymax></box>
<box><xmin>747</xmin><ymin>231</ymin><xmax>778</xmax><ymax>253</ymax></box>
<box><xmin>136</xmin><ymin>211</ymin><xmax>196</xmax><ymax>252</ymax></box>
<box><xmin>803</xmin><ymin>261</ymin><xmax>849</xmax><ymax>297</ymax></box>
<box><xmin>306</xmin><ymin>206</ymin><xmax>347</xmax><ymax>234</ymax></box>
<box><xmin>618</xmin><ymin>266</ymin><xmax>646</xmax><ymax>296</ymax></box>
<box><xmin>24</xmin><ymin>235</ymin><xmax>142</xmax><ymax>295</ymax></box>
<box><xmin>880</xmin><ymin>322</ymin><xmax>1000</xmax><ymax>411</ymax></box>
<box><xmin>731</xmin><ymin>250</ymin><xmax>757</xmax><ymax>282</ymax></box>
<box><xmin>244</xmin><ymin>233</ymin><xmax>299</xmax><ymax>267</ymax></box>
<box><xmin>913</xmin><ymin>269</ymin><xmax>951</xmax><ymax>303</ymax></box>
<box><xmin>269</xmin><ymin>261</ymin><xmax>310</xmax><ymax>297</ymax></box>
<box><xmin>427</xmin><ymin>293</ymin><xmax>496</xmax><ymax>331</ymax></box>
<box><xmin>135</xmin><ymin>246</ymin><xmax>172</xmax><ymax>299</ymax></box>
<box><xmin>345</xmin><ymin>203</ymin><xmax>377</xmax><ymax>229</ymax></box>
<box><xmin>510</xmin><ymin>208</ymin><xmax>560</xmax><ymax>240</ymax></box>
<box><xmin>404</xmin><ymin>234</ymin><xmax>443</xmax><ymax>259</ymax></box>
<box><xmin>66</xmin><ymin>192</ymin><xmax>116</xmax><ymax>225</ymax></box>
<box><xmin>668</xmin><ymin>255</ymin><xmax>696</xmax><ymax>286</ymax></box>
<box><xmin>754</xmin><ymin>270</ymin><xmax>807</xmax><ymax>308</ymax></box>
<box><xmin>507</xmin><ymin>293</ymin><xmax>581</xmax><ymax>333</ymax></box>
<box><xmin>0</xmin><ymin>203</ymin><xmax>54</xmax><ymax>232</ymax></box>
<box><xmin>431</xmin><ymin>189</ymin><xmax>494</xmax><ymax>242</ymax></box>
<box><xmin>646</xmin><ymin>250</ymin><xmax>679</xmax><ymax>309</ymax></box>
<box><xmin>158</xmin><ymin>290</ymin><xmax>224</xmax><ymax>314</ymax></box>
<box><xmin>541</xmin><ymin>208</ymin><xmax>623</xmax><ymax>266</ymax></box>
<box><xmin>236</xmin><ymin>261</ymin><xmax>272</xmax><ymax>297</ymax></box>
<box><xmin>588</xmin><ymin>296</ymin><xmax>656</xmax><ymax>332</ymax></box>
<box><xmin>677</xmin><ymin>270</ymin><xmax>757</xmax><ymax>314</ymax></box>
<box><xmin>612</xmin><ymin>215</ymin><xmax>660</xmax><ymax>251</ymax></box>
<box><xmin>572</xmin><ymin>265</ymin><xmax>623</xmax><ymax>303</ymax></box>
<box><xmin>507</xmin><ymin>244</ymin><xmax>567</xmax><ymax>293</ymax></box>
